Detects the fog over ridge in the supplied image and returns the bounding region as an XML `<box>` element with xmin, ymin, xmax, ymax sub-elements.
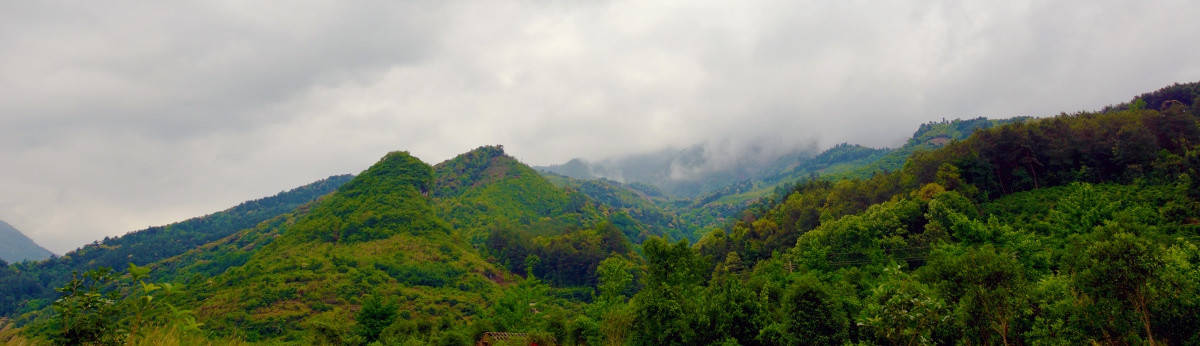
<box><xmin>2</xmin><ymin>1</ymin><xmax>1199</xmax><ymax>252</ymax></box>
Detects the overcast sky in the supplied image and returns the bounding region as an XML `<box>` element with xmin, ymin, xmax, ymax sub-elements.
<box><xmin>3</xmin><ymin>1</ymin><xmax>1200</xmax><ymax>253</ymax></box>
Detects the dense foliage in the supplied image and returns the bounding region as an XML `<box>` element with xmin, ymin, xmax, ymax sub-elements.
<box><xmin>594</xmin><ymin>85</ymin><xmax>1200</xmax><ymax>345</ymax></box>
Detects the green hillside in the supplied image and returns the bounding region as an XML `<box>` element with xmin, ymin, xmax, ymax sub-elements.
<box><xmin>167</xmin><ymin>152</ymin><xmax>506</xmax><ymax>342</ymax></box>
<box><xmin>433</xmin><ymin>145</ymin><xmax>598</xmax><ymax>242</ymax></box>
<box><xmin>0</xmin><ymin>219</ymin><xmax>52</xmax><ymax>263</ymax></box>
<box><xmin>542</xmin><ymin>175</ymin><xmax>689</xmax><ymax>242</ymax></box>
<box><xmin>659</xmin><ymin>117</ymin><xmax>1023</xmax><ymax>241</ymax></box>
<box><xmin>5</xmin><ymin>81</ymin><xmax>1200</xmax><ymax>345</ymax></box>
<box><xmin>150</xmin><ymin>149</ymin><xmax>634</xmax><ymax>343</ymax></box>
<box><xmin>433</xmin><ymin>146</ymin><xmax>635</xmax><ymax>287</ymax></box>
<box><xmin>665</xmin><ymin>83</ymin><xmax>1200</xmax><ymax>344</ymax></box>
<box><xmin>0</xmin><ymin>175</ymin><xmax>350</xmax><ymax>320</ymax></box>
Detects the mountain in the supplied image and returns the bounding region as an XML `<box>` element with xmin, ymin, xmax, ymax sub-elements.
<box><xmin>0</xmin><ymin>174</ymin><xmax>351</xmax><ymax>319</ymax></box>
<box><xmin>115</xmin><ymin>147</ymin><xmax>637</xmax><ymax>344</ymax></box>
<box><xmin>431</xmin><ymin>146</ymin><xmax>636</xmax><ymax>287</ymax></box>
<box><xmin>541</xmin><ymin>175</ymin><xmax>689</xmax><ymax>242</ymax></box>
<box><xmin>537</xmin><ymin>117</ymin><xmax>1024</xmax><ymax>239</ymax></box>
<box><xmin>0</xmin><ymin>219</ymin><xmax>52</xmax><ymax>263</ymax></box>
<box><xmin>674</xmin><ymin>81</ymin><xmax>1200</xmax><ymax>344</ymax></box>
<box><xmin>457</xmin><ymin>146</ymin><xmax>687</xmax><ymax>243</ymax></box>
<box><xmin>7</xmin><ymin>81</ymin><xmax>1200</xmax><ymax>345</ymax></box>
<box><xmin>170</xmin><ymin>151</ymin><xmax>513</xmax><ymax>342</ymax></box>
<box><xmin>66</xmin><ymin>175</ymin><xmax>352</xmax><ymax>270</ymax></box>
<box><xmin>537</xmin><ymin>118</ymin><xmax>1019</xmax><ymax>202</ymax></box>
<box><xmin>538</xmin><ymin>143</ymin><xmax>817</xmax><ymax>199</ymax></box>
<box><xmin>433</xmin><ymin>145</ymin><xmax>600</xmax><ymax>242</ymax></box>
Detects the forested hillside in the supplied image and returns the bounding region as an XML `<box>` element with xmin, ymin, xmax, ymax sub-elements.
<box><xmin>0</xmin><ymin>219</ymin><xmax>52</xmax><ymax>263</ymax></box>
<box><xmin>0</xmin><ymin>175</ymin><xmax>350</xmax><ymax>319</ymax></box>
<box><xmin>541</xmin><ymin>174</ymin><xmax>690</xmax><ymax>242</ymax></box>
<box><xmin>161</xmin><ymin>152</ymin><xmax>512</xmax><ymax>342</ymax></box>
<box><xmin>644</xmin><ymin>82</ymin><xmax>1200</xmax><ymax>344</ymax></box>
<box><xmin>432</xmin><ymin>146</ymin><xmax>641</xmax><ymax>287</ymax></box>
<box><xmin>4</xmin><ymin>81</ymin><xmax>1200</xmax><ymax>345</ymax></box>
<box><xmin>549</xmin><ymin>117</ymin><xmax>1024</xmax><ymax>243</ymax></box>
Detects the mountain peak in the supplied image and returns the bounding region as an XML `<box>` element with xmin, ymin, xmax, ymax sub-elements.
<box><xmin>0</xmin><ymin>218</ymin><xmax>54</xmax><ymax>263</ymax></box>
<box><xmin>338</xmin><ymin>151</ymin><xmax>433</xmax><ymax>198</ymax></box>
<box><xmin>282</xmin><ymin>151</ymin><xmax>446</xmax><ymax>244</ymax></box>
<box><xmin>433</xmin><ymin>145</ymin><xmax>530</xmax><ymax>198</ymax></box>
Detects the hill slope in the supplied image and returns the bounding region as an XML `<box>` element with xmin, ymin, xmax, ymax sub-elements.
<box><xmin>0</xmin><ymin>219</ymin><xmax>52</xmax><ymax>263</ymax></box>
<box><xmin>11</xmin><ymin>80</ymin><xmax>1200</xmax><ymax>345</ymax></box>
<box><xmin>668</xmin><ymin>81</ymin><xmax>1200</xmax><ymax>345</ymax></box>
<box><xmin>0</xmin><ymin>175</ymin><xmax>351</xmax><ymax>319</ymax></box>
<box><xmin>433</xmin><ymin>146</ymin><xmax>635</xmax><ymax>287</ymax></box>
<box><xmin>178</xmin><ymin>152</ymin><xmax>514</xmax><ymax>343</ymax></box>
<box><xmin>433</xmin><ymin>145</ymin><xmax>599</xmax><ymax>242</ymax></box>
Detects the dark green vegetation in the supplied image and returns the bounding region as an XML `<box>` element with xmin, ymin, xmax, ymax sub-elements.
<box><xmin>0</xmin><ymin>219</ymin><xmax>53</xmax><ymax>263</ymax></box>
<box><xmin>0</xmin><ymin>175</ymin><xmax>350</xmax><ymax>320</ymax></box>
<box><xmin>3</xmin><ymin>81</ymin><xmax>1200</xmax><ymax>345</ymax></box>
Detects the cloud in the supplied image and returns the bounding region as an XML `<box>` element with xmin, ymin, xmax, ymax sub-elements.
<box><xmin>2</xmin><ymin>0</ymin><xmax>1200</xmax><ymax>252</ymax></box>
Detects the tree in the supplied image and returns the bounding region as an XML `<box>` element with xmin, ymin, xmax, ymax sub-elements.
<box><xmin>920</xmin><ymin>244</ymin><xmax>1027</xmax><ymax>345</ymax></box>
<box><xmin>860</xmin><ymin>265</ymin><xmax>949</xmax><ymax>345</ymax></box>
<box><xmin>595</xmin><ymin>256</ymin><xmax>634</xmax><ymax>306</ymax></box>
<box><xmin>356</xmin><ymin>295</ymin><xmax>398</xmax><ymax>343</ymax></box>
<box><xmin>757</xmin><ymin>274</ymin><xmax>848</xmax><ymax>345</ymax></box>
<box><xmin>1074</xmin><ymin>229</ymin><xmax>1163</xmax><ymax>344</ymax></box>
<box><xmin>50</xmin><ymin>268</ymin><xmax>124</xmax><ymax>346</ymax></box>
<box><xmin>701</xmin><ymin>278</ymin><xmax>763</xmax><ymax>344</ymax></box>
<box><xmin>629</xmin><ymin>237</ymin><xmax>708</xmax><ymax>345</ymax></box>
<box><xmin>46</xmin><ymin>264</ymin><xmax>194</xmax><ymax>345</ymax></box>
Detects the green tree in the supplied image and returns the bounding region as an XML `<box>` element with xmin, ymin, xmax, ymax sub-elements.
<box><xmin>46</xmin><ymin>264</ymin><xmax>194</xmax><ymax>345</ymax></box>
<box><xmin>701</xmin><ymin>278</ymin><xmax>763</xmax><ymax>344</ymax></box>
<box><xmin>757</xmin><ymin>274</ymin><xmax>848</xmax><ymax>345</ymax></box>
<box><xmin>920</xmin><ymin>244</ymin><xmax>1026</xmax><ymax>345</ymax></box>
<box><xmin>1073</xmin><ymin>229</ymin><xmax>1163</xmax><ymax>344</ymax></box>
<box><xmin>629</xmin><ymin>237</ymin><xmax>708</xmax><ymax>345</ymax></box>
<box><xmin>595</xmin><ymin>256</ymin><xmax>634</xmax><ymax>306</ymax></box>
<box><xmin>356</xmin><ymin>295</ymin><xmax>398</xmax><ymax>343</ymax></box>
<box><xmin>50</xmin><ymin>268</ymin><xmax>124</xmax><ymax>346</ymax></box>
<box><xmin>860</xmin><ymin>265</ymin><xmax>949</xmax><ymax>345</ymax></box>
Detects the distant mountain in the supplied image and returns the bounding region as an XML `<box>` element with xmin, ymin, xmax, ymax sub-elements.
<box><xmin>0</xmin><ymin>219</ymin><xmax>52</xmax><ymax>263</ymax></box>
<box><xmin>538</xmin><ymin>117</ymin><xmax>1027</xmax><ymax>242</ymax></box>
<box><xmin>538</xmin><ymin>143</ymin><xmax>817</xmax><ymax>198</ymax></box>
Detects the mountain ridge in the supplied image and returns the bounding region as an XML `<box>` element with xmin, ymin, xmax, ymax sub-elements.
<box><xmin>0</xmin><ymin>174</ymin><xmax>352</xmax><ymax>319</ymax></box>
<box><xmin>4</xmin><ymin>80</ymin><xmax>1200</xmax><ymax>345</ymax></box>
<box><xmin>0</xmin><ymin>219</ymin><xmax>52</xmax><ymax>263</ymax></box>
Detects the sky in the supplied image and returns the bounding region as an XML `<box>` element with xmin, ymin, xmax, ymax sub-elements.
<box><xmin>3</xmin><ymin>1</ymin><xmax>1200</xmax><ymax>253</ymax></box>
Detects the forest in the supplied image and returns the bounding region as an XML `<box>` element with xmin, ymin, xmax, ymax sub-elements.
<box><xmin>2</xmin><ymin>82</ymin><xmax>1200</xmax><ymax>345</ymax></box>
